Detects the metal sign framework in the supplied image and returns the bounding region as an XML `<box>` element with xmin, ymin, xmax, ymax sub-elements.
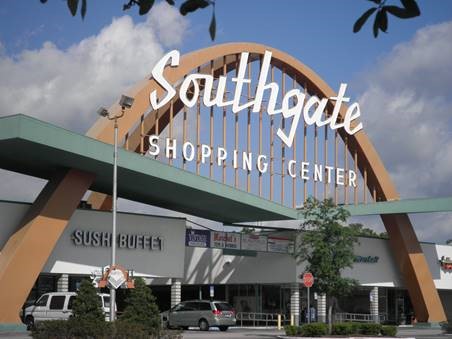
<box><xmin>0</xmin><ymin>43</ymin><xmax>446</xmax><ymax>324</ymax></box>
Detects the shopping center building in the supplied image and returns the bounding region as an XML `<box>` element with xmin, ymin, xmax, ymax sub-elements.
<box><xmin>0</xmin><ymin>43</ymin><xmax>451</xmax><ymax>329</ymax></box>
<box><xmin>1</xmin><ymin>199</ymin><xmax>451</xmax><ymax>324</ymax></box>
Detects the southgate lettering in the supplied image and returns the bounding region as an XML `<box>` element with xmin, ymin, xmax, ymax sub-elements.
<box><xmin>149</xmin><ymin>50</ymin><xmax>363</xmax><ymax>148</ymax></box>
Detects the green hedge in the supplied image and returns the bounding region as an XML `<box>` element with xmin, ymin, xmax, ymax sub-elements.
<box><xmin>299</xmin><ymin>323</ymin><xmax>328</xmax><ymax>337</ymax></box>
<box><xmin>332</xmin><ymin>322</ymin><xmax>359</xmax><ymax>335</ymax></box>
<box><xmin>381</xmin><ymin>325</ymin><xmax>397</xmax><ymax>337</ymax></box>
<box><xmin>31</xmin><ymin>319</ymin><xmax>182</xmax><ymax>339</ymax></box>
<box><xmin>284</xmin><ymin>325</ymin><xmax>298</xmax><ymax>336</ymax></box>
<box><xmin>285</xmin><ymin>322</ymin><xmax>396</xmax><ymax>337</ymax></box>
<box><xmin>359</xmin><ymin>322</ymin><xmax>382</xmax><ymax>335</ymax></box>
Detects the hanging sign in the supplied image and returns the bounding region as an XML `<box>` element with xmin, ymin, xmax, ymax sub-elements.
<box><xmin>241</xmin><ymin>233</ymin><xmax>267</xmax><ymax>251</ymax></box>
<box><xmin>211</xmin><ymin>231</ymin><xmax>241</xmax><ymax>250</ymax></box>
<box><xmin>185</xmin><ymin>229</ymin><xmax>210</xmax><ymax>247</ymax></box>
<box><xmin>267</xmin><ymin>237</ymin><xmax>292</xmax><ymax>253</ymax></box>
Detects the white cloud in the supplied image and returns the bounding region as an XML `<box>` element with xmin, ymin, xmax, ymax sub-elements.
<box><xmin>0</xmin><ymin>2</ymin><xmax>188</xmax><ymax>133</ymax></box>
<box><xmin>357</xmin><ymin>21</ymin><xmax>452</xmax><ymax>242</ymax></box>
<box><xmin>0</xmin><ymin>2</ymin><xmax>189</xmax><ymax>204</ymax></box>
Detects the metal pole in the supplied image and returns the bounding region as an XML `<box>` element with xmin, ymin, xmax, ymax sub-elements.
<box><xmin>110</xmin><ymin>118</ymin><xmax>118</xmax><ymax>322</ymax></box>
<box><xmin>307</xmin><ymin>286</ymin><xmax>310</xmax><ymax>324</ymax></box>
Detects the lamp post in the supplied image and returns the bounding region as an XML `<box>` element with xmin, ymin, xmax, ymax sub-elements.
<box><xmin>97</xmin><ymin>94</ymin><xmax>134</xmax><ymax>322</ymax></box>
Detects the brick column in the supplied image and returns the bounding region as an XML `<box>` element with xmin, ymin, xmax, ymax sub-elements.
<box><xmin>370</xmin><ymin>287</ymin><xmax>379</xmax><ymax>323</ymax></box>
<box><xmin>57</xmin><ymin>274</ymin><xmax>69</xmax><ymax>292</ymax></box>
<box><xmin>290</xmin><ymin>283</ymin><xmax>300</xmax><ymax>325</ymax></box>
<box><xmin>171</xmin><ymin>279</ymin><xmax>181</xmax><ymax>307</ymax></box>
<box><xmin>317</xmin><ymin>293</ymin><xmax>327</xmax><ymax>323</ymax></box>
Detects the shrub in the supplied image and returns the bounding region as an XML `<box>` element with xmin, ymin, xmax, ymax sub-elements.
<box><xmin>31</xmin><ymin>319</ymin><xmax>112</xmax><ymax>339</ymax></box>
<box><xmin>299</xmin><ymin>322</ymin><xmax>328</xmax><ymax>337</ymax></box>
<box><xmin>31</xmin><ymin>320</ymin><xmax>69</xmax><ymax>339</ymax></box>
<box><xmin>119</xmin><ymin>277</ymin><xmax>161</xmax><ymax>335</ymax></box>
<box><xmin>284</xmin><ymin>325</ymin><xmax>298</xmax><ymax>336</ymax></box>
<box><xmin>156</xmin><ymin>329</ymin><xmax>183</xmax><ymax>339</ymax></box>
<box><xmin>71</xmin><ymin>279</ymin><xmax>105</xmax><ymax>323</ymax></box>
<box><xmin>332</xmin><ymin>322</ymin><xmax>358</xmax><ymax>335</ymax></box>
<box><xmin>112</xmin><ymin>320</ymin><xmax>148</xmax><ymax>338</ymax></box>
<box><xmin>359</xmin><ymin>322</ymin><xmax>382</xmax><ymax>335</ymax></box>
<box><xmin>381</xmin><ymin>324</ymin><xmax>397</xmax><ymax>337</ymax></box>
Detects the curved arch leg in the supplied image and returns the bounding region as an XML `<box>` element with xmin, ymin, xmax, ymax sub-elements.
<box><xmin>382</xmin><ymin>213</ymin><xmax>446</xmax><ymax>322</ymax></box>
<box><xmin>0</xmin><ymin>169</ymin><xmax>94</xmax><ymax>323</ymax></box>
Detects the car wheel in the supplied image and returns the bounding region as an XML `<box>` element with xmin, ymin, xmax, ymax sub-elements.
<box><xmin>219</xmin><ymin>326</ymin><xmax>228</xmax><ymax>331</ymax></box>
<box><xmin>25</xmin><ymin>316</ymin><xmax>34</xmax><ymax>330</ymax></box>
<box><xmin>198</xmin><ymin>319</ymin><xmax>209</xmax><ymax>331</ymax></box>
<box><xmin>181</xmin><ymin>326</ymin><xmax>189</xmax><ymax>330</ymax></box>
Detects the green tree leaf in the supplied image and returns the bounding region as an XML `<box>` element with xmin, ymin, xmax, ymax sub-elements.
<box><xmin>81</xmin><ymin>0</ymin><xmax>87</xmax><ymax>19</ymax></box>
<box><xmin>401</xmin><ymin>0</ymin><xmax>421</xmax><ymax>17</ymax></box>
<box><xmin>120</xmin><ymin>277</ymin><xmax>161</xmax><ymax>334</ymax></box>
<box><xmin>180</xmin><ymin>0</ymin><xmax>209</xmax><ymax>16</ymax></box>
<box><xmin>72</xmin><ymin>279</ymin><xmax>104</xmax><ymax>323</ymax></box>
<box><xmin>379</xmin><ymin>8</ymin><xmax>388</xmax><ymax>32</ymax></box>
<box><xmin>67</xmin><ymin>0</ymin><xmax>79</xmax><ymax>16</ymax></box>
<box><xmin>385</xmin><ymin>5</ymin><xmax>412</xmax><ymax>19</ymax></box>
<box><xmin>373</xmin><ymin>9</ymin><xmax>382</xmax><ymax>37</ymax></box>
<box><xmin>293</xmin><ymin>198</ymin><xmax>358</xmax><ymax>300</ymax></box>
<box><xmin>353</xmin><ymin>7</ymin><xmax>377</xmax><ymax>33</ymax></box>
<box><xmin>209</xmin><ymin>11</ymin><xmax>216</xmax><ymax>41</ymax></box>
<box><xmin>138</xmin><ymin>0</ymin><xmax>155</xmax><ymax>15</ymax></box>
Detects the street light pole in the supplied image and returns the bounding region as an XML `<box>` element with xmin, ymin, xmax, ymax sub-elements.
<box><xmin>110</xmin><ymin>116</ymin><xmax>119</xmax><ymax>322</ymax></box>
<box><xmin>97</xmin><ymin>95</ymin><xmax>134</xmax><ymax>322</ymax></box>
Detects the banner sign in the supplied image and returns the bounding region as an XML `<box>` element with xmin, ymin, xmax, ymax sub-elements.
<box><xmin>211</xmin><ymin>231</ymin><xmax>241</xmax><ymax>250</ymax></box>
<box><xmin>241</xmin><ymin>233</ymin><xmax>268</xmax><ymax>252</ymax></box>
<box><xmin>267</xmin><ymin>237</ymin><xmax>292</xmax><ymax>253</ymax></box>
<box><xmin>185</xmin><ymin>229</ymin><xmax>210</xmax><ymax>247</ymax></box>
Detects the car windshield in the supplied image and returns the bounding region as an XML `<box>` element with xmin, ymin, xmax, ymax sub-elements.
<box><xmin>214</xmin><ymin>302</ymin><xmax>233</xmax><ymax>311</ymax></box>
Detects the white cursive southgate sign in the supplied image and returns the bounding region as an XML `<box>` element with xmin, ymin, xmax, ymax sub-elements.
<box><xmin>146</xmin><ymin>49</ymin><xmax>363</xmax><ymax>188</ymax></box>
<box><xmin>149</xmin><ymin>50</ymin><xmax>363</xmax><ymax>148</ymax></box>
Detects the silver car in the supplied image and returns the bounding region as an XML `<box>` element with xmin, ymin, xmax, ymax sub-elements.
<box><xmin>164</xmin><ymin>300</ymin><xmax>236</xmax><ymax>331</ymax></box>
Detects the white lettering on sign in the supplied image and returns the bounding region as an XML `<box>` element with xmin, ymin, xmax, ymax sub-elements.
<box><xmin>149</xmin><ymin>50</ymin><xmax>363</xmax><ymax>148</ymax></box>
<box><xmin>148</xmin><ymin>135</ymin><xmax>357</xmax><ymax>187</ymax></box>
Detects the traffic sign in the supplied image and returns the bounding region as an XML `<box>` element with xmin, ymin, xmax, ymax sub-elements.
<box><xmin>303</xmin><ymin>272</ymin><xmax>314</xmax><ymax>288</ymax></box>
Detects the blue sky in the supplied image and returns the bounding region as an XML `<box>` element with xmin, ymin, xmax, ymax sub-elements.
<box><xmin>1</xmin><ymin>0</ymin><xmax>451</xmax><ymax>87</ymax></box>
<box><xmin>0</xmin><ymin>0</ymin><xmax>451</xmax><ymax>242</ymax></box>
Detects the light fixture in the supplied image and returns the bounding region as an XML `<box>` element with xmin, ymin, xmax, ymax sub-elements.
<box><xmin>97</xmin><ymin>107</ymin><xmax>109</xmax><ymax>117</ymax></box>
<box><xmin>119</xmin><ymin>95</ymin><xmax>134</xmax><ymax>109</ymax></box>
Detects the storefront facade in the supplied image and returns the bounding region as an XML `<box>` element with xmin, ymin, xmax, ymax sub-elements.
<box><xmin>2</xmin><ymin>200</ymin><xmax>451</xmax><ymax>324</ymax></box>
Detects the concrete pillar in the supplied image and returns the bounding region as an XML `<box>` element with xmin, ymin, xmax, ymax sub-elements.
<box><xmin>170</xmin><ymin>279</ymin><xmax>181</xmax><ymax>307</ymax></box>
<box><xmin>317</xmin><ymin>293</ymin><xmax>327</xmax><ymax>323</ymax></box>
<box><xmin>57</xmin><ymin>274</ymin><xmax>69</xmax><ymax>292</ymax></box>
<box><xmin>370</xmin><ymin>286</ymin><xmax>379</xmax><ymax>323</ymax></box>
<box><xmin>290</xmin><ymin>283</ymin><xmax>300</xmax><ymax>325</ymax></box>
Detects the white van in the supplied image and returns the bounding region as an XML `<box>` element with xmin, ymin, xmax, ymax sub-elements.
<box><xmin>23</xmin><ymin>292</ymin><xmax>113</xmax><ymax>328</ymax></box>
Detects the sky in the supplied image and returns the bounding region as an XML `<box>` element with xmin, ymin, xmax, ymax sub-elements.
<box><xmin>0</xmin><ymin>0</ymin><xmax>451</xmax><ymax>243</ymax></box>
